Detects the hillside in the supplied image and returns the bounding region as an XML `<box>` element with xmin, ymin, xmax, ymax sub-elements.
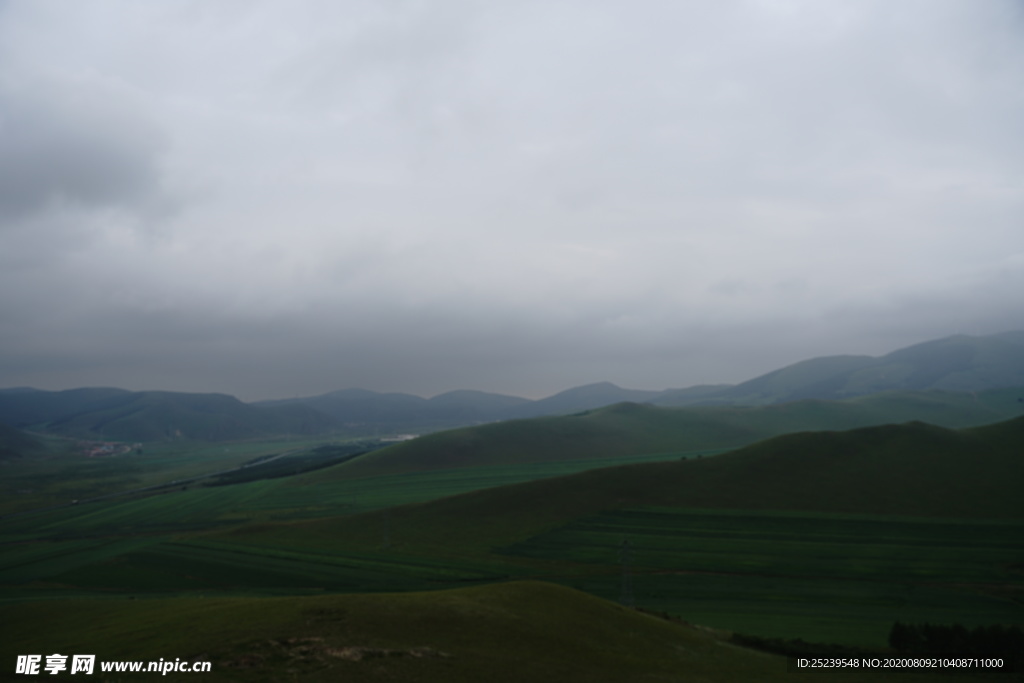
<box><xmin>315</xmin><ymin>387</ymin><xmax>1024</xmax><ymax>480</ymax></box>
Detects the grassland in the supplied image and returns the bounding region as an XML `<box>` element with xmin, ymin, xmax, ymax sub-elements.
<box><xmin>3</xmin><ymin>409</ymin><xmax>1022</xmax><ymax>681</ymax></box>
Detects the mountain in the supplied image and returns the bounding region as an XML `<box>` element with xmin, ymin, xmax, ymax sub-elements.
<box><xmin>8</xmin><ymin>390</ymin><xmax>338</xmax><ymax>441</ymax></box>
<box><xmin>654</xmin><ymin>331</ymin><xmax>1024</xmax><ymax>406</ymax></box>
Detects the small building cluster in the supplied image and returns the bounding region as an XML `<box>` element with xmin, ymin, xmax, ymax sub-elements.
<box><xmin>78</xmin><ymin>441</ymin><xmax>143</xmax><ymax>457</ymax></box>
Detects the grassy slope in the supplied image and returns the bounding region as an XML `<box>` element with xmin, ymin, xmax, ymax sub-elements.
<box><xmin>2</xmin><ymin>581</ymin><xmax>996</xmax><ymax>683</ymax></box>
<box><xmin>314</xmin><ymin>388</ymin><xmax>1024</xmax><ymax>480</ymax></box>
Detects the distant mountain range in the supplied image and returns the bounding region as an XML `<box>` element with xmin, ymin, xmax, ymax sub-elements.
<box><xmin>256</xmin><ymin>330</ymin><xmax>1024</xmax><ymax>426</ymax></box>
<box><xmin>2</xmin><ymin>330</ymin><xmax>1022</xmax><ymax>443</ymax></box>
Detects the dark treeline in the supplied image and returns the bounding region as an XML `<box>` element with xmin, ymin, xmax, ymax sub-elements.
<box><xmin>206</xmin><ymin>442</ymin><xmax>382</xmax><ymax>486</ymax></box>
<box><xmin>889</xmin><ymin>622</ymin><xmax>1023</xmax><ymax>669</ymax></box>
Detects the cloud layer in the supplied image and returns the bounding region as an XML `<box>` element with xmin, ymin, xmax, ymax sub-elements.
<box><xmin>2</xmin><ymin>0</ymin><xmax>1022</xmax><ymax>400</ymax></box>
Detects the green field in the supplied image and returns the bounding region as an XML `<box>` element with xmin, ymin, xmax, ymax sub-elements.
<box><xmin>499</xmin><ymin>507</ymin><xmax>1024</xmax><ymax>646</ymax></box>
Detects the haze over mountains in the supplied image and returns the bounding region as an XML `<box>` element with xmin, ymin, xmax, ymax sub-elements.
<box><xmin>2</xmin><ymin>331</ymin><xmax>1023</xmax><ymax>442</ymax></box>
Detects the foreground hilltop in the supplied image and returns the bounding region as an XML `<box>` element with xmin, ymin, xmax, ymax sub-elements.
<box><xmin>4</xmin><ymin>581</ymin><xmax>1002</xmax><ymax>683</ymax></box>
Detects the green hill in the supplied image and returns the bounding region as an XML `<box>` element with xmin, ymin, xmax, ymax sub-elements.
<box><xmin>317</xmin><ymin>387</ymin><xmax>1024</xmax><ymax>480</ymax></box>
<box><xmin>1</xmin><ymin>581</ymin><xmax>991</xmax><ymax>683</ymax></box>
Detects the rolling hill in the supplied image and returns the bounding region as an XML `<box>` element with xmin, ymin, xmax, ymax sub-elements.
<box><xmin>276</xmin><ymin>414</ymin><xmax>1024</xmax><ymax>558</ymax></box>
<box><xmin>314</xmin><ymin>387</ymin><xmax>1024</xmax><ymax>480</ymax></box>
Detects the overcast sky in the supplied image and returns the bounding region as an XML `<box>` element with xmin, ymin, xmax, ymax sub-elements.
<box><xmin>1</xmin><ymin>0</ymin><xmax>1022</xmax><ymax>401</ymax></box>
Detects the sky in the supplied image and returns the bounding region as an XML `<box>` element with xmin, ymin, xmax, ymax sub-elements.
<box><xmin>1</xmin><ymin>0</ymin><xmax>1022</xmax><ymax>401</ymax></box>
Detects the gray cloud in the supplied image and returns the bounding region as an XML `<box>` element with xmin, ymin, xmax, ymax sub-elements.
<box><xmin>0</xmin><ymin>84</ymin><xmax>162</xmax><ymax>222</ymax></box>
<box><xmin>0</xmin><ymin>0</ymin><xmax>1022</xmax><ymax>400</ymax></box>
